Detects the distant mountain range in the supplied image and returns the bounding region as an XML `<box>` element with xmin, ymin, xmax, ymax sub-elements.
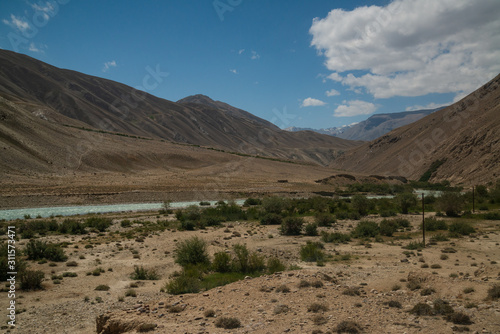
<box><xmin>332</xmin><ymin>73</ymin><xmax>500</xmax><ymax>183</ymax></box>
<box><xmin>285</xmin><ymin>108</ymin><xmax>443</xmax><ymax>141</ymax></box>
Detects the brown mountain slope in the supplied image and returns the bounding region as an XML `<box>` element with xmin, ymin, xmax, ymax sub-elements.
<box><xmin>332</xmin><ymin>74</ymin><xmax>500</xmax><ymax>184</ymax></box>
<box><xmin>0</xmin><ymin>50</ymin><xmax>360</xmax><ymax>165</ymax></box>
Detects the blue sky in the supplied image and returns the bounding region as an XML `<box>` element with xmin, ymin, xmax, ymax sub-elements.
<box><xmin>1</xmin><ymin>0</ymin><xmax>499</xmax><ymax>129</ymax></box>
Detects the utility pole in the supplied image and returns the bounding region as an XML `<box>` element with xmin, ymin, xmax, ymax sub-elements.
<box><xmin>472</xmin><ymin>185</ymin><xmax>475</xmax><ymax>213</ymax></box>
<box><xmin>422</xmin><ymin>193</ymin><xmax>425</xmax><ymax>248</ymax></box>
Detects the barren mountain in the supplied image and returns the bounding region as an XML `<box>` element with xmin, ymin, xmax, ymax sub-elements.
<box><xmin>333</xmin><ymin>73</ymin><xmax>500</xmax><ymax>184</ymax></box>
<box><xmin>0</xmin><ymin>50</ymin><xmax>360</xmax><ymax>166</ymax></box>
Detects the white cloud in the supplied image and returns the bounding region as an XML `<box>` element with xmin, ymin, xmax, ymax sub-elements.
<box><xmin>28</xmin><ymin>42</ymin><xmax>45</xmax><ymax>53</ymax></box>
<box><xmin>405</xmin><ymin>102</ymin><xmax>449</xmax><ymax>111</ymax></box>
<box><xmin>301</xmin><ymin>97</ymin><xmax>326</xmax><ymax>107</ymax></box>
<box><xmin>230</xmin><ymin>69</ymin><xmax>238</xmax><ymax>74</ymax></box>
<box><xmin>3</xmin><ymin>14</ymin><xmax>31</xmax><ymax>32</ymax></box>
<box><xmin>334</xmin><ymin>100</ymin><xmax>377</xmax><ymax>117</ymax></box>
<box><xmin>310</xmin><ymin>0</ymin><xmax>500</xmax><ymax>99</ymax></box>
<box><xmin>102</xmin><ymin>60</ymin><xmax>117</xmax><ymax>72</ymax></box>
<box><xmin>325</xmin><ymin>89</ymin><xmax>340</xmax><ymax>97</ymax></box>
<box><xmin>251</xmin><ymin>50</ymin><xmax>260</xmax><ymax>60</ymax></box>
<box><xmin>238</xmin><ymin>49</ymin><xmax>245</xmax><ymax>55</ymax></box>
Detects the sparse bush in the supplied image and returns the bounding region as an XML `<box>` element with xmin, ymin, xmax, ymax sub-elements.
<box><xmin>448</xmin><ymin>221</ymin><xmax>475</xmax><ymax>236</ymax></box>
<box><xmin>404</xmin><ymin>241</ymin><xmax>424</xmax><ymax>250</ymax></box>
<box><xmin>300</xmin><ymin>242</ymin><xmax>325</xmax><ymax>262</ymax></box>
<box><xmin>379</xmin><ymin>219</ymin><xmax>399</xmax><ymax>237</ymax></box>
<box><xmin>165</xmin><ymin>271</ymin><xmax>201</xmax><ymax>295</ymax></box>
<box><xmin>276</xmin><ymin>285</ymin><xmax>290</xmax><ymax>293</ymax></box>
<box><xmin>446</xmin><ymin>312</ymin><xmax>472</xmax><ymax>325</ymax></box>
<box><xmin>125</xmin><ymin>289</ymin><xmax>137</xmax><ymax>297</ymax></box>
<box><xmin>280</xmin><ymin>217</ymin><xmax>304</xmax><ymax>236</ymax></box>
<box><xmin>267</xmin><ymin>257</ymin><xmax>285</xmax><ymax>274</ymax></box>
<box><xmin>85</xmin><ymin>217</ymin><xmax>112</xmax><ymax>232</ymax></box>
<box><xmin>431</xmin><ymin>233</ymin><xmax>449</xmax><ymax>242</ymax></box>
<box><xmin>311</xmin><ymin>314</ymin><xmax>328</xmax><ymax>326</ymax></box>
<box><xmin>66</xmin><ymin>261</ymin><xmax>78</xmax><ymax>267</ymax></box>
<box><xmin>342</xmin><ymin>287</ymin><xmax>360</xmax><ymax>296</ymax></box>
<box><xmin>19</xmin><ymin>270</ymin><xmax>44</xmax><ymax>290</ymax></box>
<box><xmin>395</xmin><ymin>192</ymin><xmax>418</xmax><ymax>214</ymax></box>
<box><xmin>315</xmin><ymin>213</ymin><xmax>336</xmax><ymax>227</ymax></box>
<box><xmin>487</xmin><ymin>284</ymin><xmax>500</xmax><ymax>300</ymax></box>
<box><xmin>351</xmin><ymin>220</ymin><xmax>379</xmax><ymax>238</ymax></box>
<box><xmin>212</xmin><ymin>252</ymin><xmax>232</xmax><ymax>273</ymax></box>
<box><xmin>336</xmin><ymin>320</ymin><xmax>362</xmax><ymax>333</ymax></box>
<box><xmin>95</xmin><ymin>285</ymin><xmax>110</xmax><ymax>291</ymax></box>
<box><xmin>437</xmin><ymin>192</ymin><xmax>465</xmax><ymax>217</ymax></box>
<box><xmin>260</xmin><ymin>213</ymin><xmax>282</xmax><ymax>225</ymax></box>
<box><xmin>174</xmin><ymin>237</ymin><xmax>210</xmax><ymax>268</ymax></box>
<box><xmin>204</xmin><ymin>309</ymin><xmax>215</xmax><ymax>317</ymax></box>
<box><xmin>308</xmin><ymin>303</ymin><xmax>328</xmax><ymax>313</ymax></box>
<box><xmin>463</xmin><ymin>287</ymin><xmax>475</xmax><ymax>294</ymax></box>
<box><xmin>420</xmin><ymin>287</ymin><xmax>435</xmax><ymax>296</ymax></box>
<box><xmin>304</xmin><ymin>223</ymin><xmax>318</xmax><ymax>236</ymax></box>
<box><xmin>262</xmin><ymin>196</ymin><xmax>289</xmax><ymax>214</ymax></box>
<box><xmin>351</xmin><ymin>194</ymin><xmax>371</xmax><ymax>216</ymax></box>
<box><xmin>321</xmin><ymin>231</ymin><xmax>351</xmax><ymax>244</ymax></box>
<box><xmin>433</xmin><ymin>299</ymin><xmax>454</xmax><ymax>315</ymax></box>
<box><xmin>422</xmin><ymin>217</ymin><xmax>448</xmax><ymax>231</ymax></box>
<box><xmin>215</xmin><ymin>317</ymin><xmax>241</xmax><ymax>329</ymax></box>
<box><xmin>244</xmin><ymin>197</ymin><xmax>262</xmax><ymax>206</ymax></box>
<box><xmin>131</xmin><ymin>266</ymin><xmax>159</xmax><ymax>280</ymax></box>
<box><xmin>410</xmin><ymin>303</ymin><xmax>434</xmax><ymax>316</ymax></box>
<box><xmin>387</xmin><ymin>300</ymin><xmax>402</xmax><ymax>308</ymax></box>
<box><xmin>274</xmin><ymin>304</ymin><xmax>290</xmax><ymax>315</ymax></box>
<box><xmin>24</xmin><ymin>240</ymin><xmax>67</xmax><ymax>262</ymax></box>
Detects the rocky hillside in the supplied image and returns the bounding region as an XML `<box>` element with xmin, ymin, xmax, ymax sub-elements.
<box><xmin>332</xmin><ymin>73</ymin><xmax>500</xmax><ymax>184</ymax></box>
<box><xmin>0</xmin><ymin>50</ymin><xmax>360</xmax><ymax>166</ymax></box>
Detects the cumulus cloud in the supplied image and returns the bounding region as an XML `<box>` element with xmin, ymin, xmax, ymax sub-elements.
<box><xmin>238</xmin><ymin>49</ymin><xmax>245</xmax><ymax>55</ymax></box>
<box><xmin>2</xmin><ymin>14</ymin><xmax>31</xmax><ymax>32</ymax></box>
<box><xmin>251</xmin><ymin>50</ymin><xmax>260</xmax><ymax>60</ymax></box>
<box><xmin>301</xmin><ymin>97</ymin><xmax>326</xmax><ymax>107</ymax></box>
<box><xmin>102</xmin><ymin>60</ymin><xmax>117</xmax><ymax>72</ymax></box>
<box><xmin>405</xmin><ymin>102</ymin><xmax>449</xmax><ymax>111</ymax></box>
<box><xmin>334</xmin><ymin>100</ymin><xmax>377</xmax><ymax>117</ymax></box>
<box><xmin>326</xmin><ymin>89</ymin><xmax>340</xmax><ymax>97</ymax></box>
<box><xmin>310</xmin><ymin>0</ymin><xmax>500</xmax><ymax>99</ymax></box>
<box><xmin>28</xmin><ymin>42</ymin><xmax>45</xmax><ymax>53</ymax></box>
<box><xmin>230</xmin><ymin>69</ymin><xmax>238</xmax><ymax>74</ymax></box>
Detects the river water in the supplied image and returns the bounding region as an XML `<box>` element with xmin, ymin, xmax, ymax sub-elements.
<box><xmin>0</xmin><ymin>200</ymin><xmax>246</xmax><ymax>221</ymax></box>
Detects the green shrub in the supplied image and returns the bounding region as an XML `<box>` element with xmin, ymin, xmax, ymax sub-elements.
<box><xmin>1</xmin><ymin>242</ymin><xmax>27</xmax><ymax>281</ymax></box>
<box><xmin>307</xmin><ymin>303</ymin><xmax>328</xmax><ymax>313</ymax></box>
<box><xmin>321</xmin><ymin>231</ymin><xmax>351</xmax><ymax>244</ymax></box>
<box><xmin>422</xmin><ymin>217</ymin><xmax>448</xmax><ymax>231</ymax></box>
<box><xmin>260</xmin><ymin>213</ymin><xmax>282</xmax><ymax>225</ymax></box>
<box><xmin>267</xmin><ymin>257</ymin><xmax>285</xmax><ymax>274</ymax></box>
<box><xmin>300</xmin><ymin>242</ymin><xmax>325</xmax><ymax>262</ymax></box>
<box><xmin>379</xmin><ymin>219</ymin><xmax>399</xmax><ymax>236</ymax></box>
<box><xmin>231</xmin><ymin>244</ymin><xmax>265</xmax><ymax>273</ymax></box>
<box><xmin>351</xmin><ymin>221</ymin><xmax>379</xmax><ymax>238</ymax></box>
<box><xmin>131</xmin><ymin>266</ymin><xmax>160</xmax><ymax>280</ymax></box>
<box><xmin>448</xmin><ymin>221</ymin><xmax>475</xmax><ymax>236</ymax></box>
<box><xmin>304</xmin><ymin>223</ymin><xmax>318</xmax><ymax>236</ymax></box>
<box><xmin>404</xmin><ymin>241</ymin><xmax>424</xmax><ymax>250</ymax></box>
<box><xmin>19</xmin><ymin>270</ymin><xmax>44</xmax><ymax>290</ymax></box>
<box><xmin>315</xmin><ymin>213</ymin><xmax>336</xmax><ymax>227</ymax></box>
<box><xmin>262</xmin><ymin>196</ymin><xmax>289</xmax><ymax>214</ymax></box>
<box><xmin>174</xmin><ymin>237</ymin><xmax>210</xmax><ymax>268</ymax></box>
<box><xmin>280</xmin><ymin>217</ymin><xmax>304</xmax><ymax>236</ymax></box>
<box><xmin>437</xmin><ymin>192</ymin><xmax>465</xmax><ymax>217</ymax></box>
<box><xmin>95</xmin><ymin>284</ymin><xmax>110</xmax><ymax>291</ymax></box>
<box><xmin>24</xmin><ymin>240</ymin><xmax>68</xmax><ymax>262</ymax></box>
<box><xmin>165</xmin><ymin>271</ymin><xmax>201</xmax><ymax>295</ymax></box>
<box><xmin>433</xmin><ymin>299</ymin><xmax>454</xmax><ymax>315</ymax></box>
<box><xmin>351</xmin><ymin>195</ymin><xmax>370</xmax><ymax>216</ymax></box>
<box><xmin>85</xmin><ymin>217</ymin><xmax>112</xmax><ymax>232</ymax></box>
<box><xmin>430</xmin><ymin>233</ymin><xmax>449</xmax><ymax>242</ymax></box>
<box><xmin>395</xmin><ymin>192</ymin><xmax>418</xmax><ymax>214</ymax></box>
<box><xmin>59</xmin><ymin>219</ymin><xmax>87</xmax><ymax>234</ymax></box>
<box><xmin>212</xmin><ymin>252</ymin><xmax>232</xmax><ymax>273</ymax></box>
<box><xmin>244</xmin><ymin>198</ymin><xmax>262</xmax><ymax>206</ymax></box>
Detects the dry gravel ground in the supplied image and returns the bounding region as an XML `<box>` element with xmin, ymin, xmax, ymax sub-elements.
<box><xmin>1</xmin><ymin>212</ymin><xmax>499</xmax><ymax>334</ymax></box>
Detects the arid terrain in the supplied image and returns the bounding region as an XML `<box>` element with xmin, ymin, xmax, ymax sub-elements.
<box><xmin>1</xmin><ymin>205</ymin><xmax>499</xmax><ymax>334</ymax></box>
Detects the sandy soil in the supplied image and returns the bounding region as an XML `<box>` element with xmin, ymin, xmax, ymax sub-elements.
<box><xmin>1</xmin><ymin>210</ymin><xmax>499</xmax><ymax>334</ymax></box>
